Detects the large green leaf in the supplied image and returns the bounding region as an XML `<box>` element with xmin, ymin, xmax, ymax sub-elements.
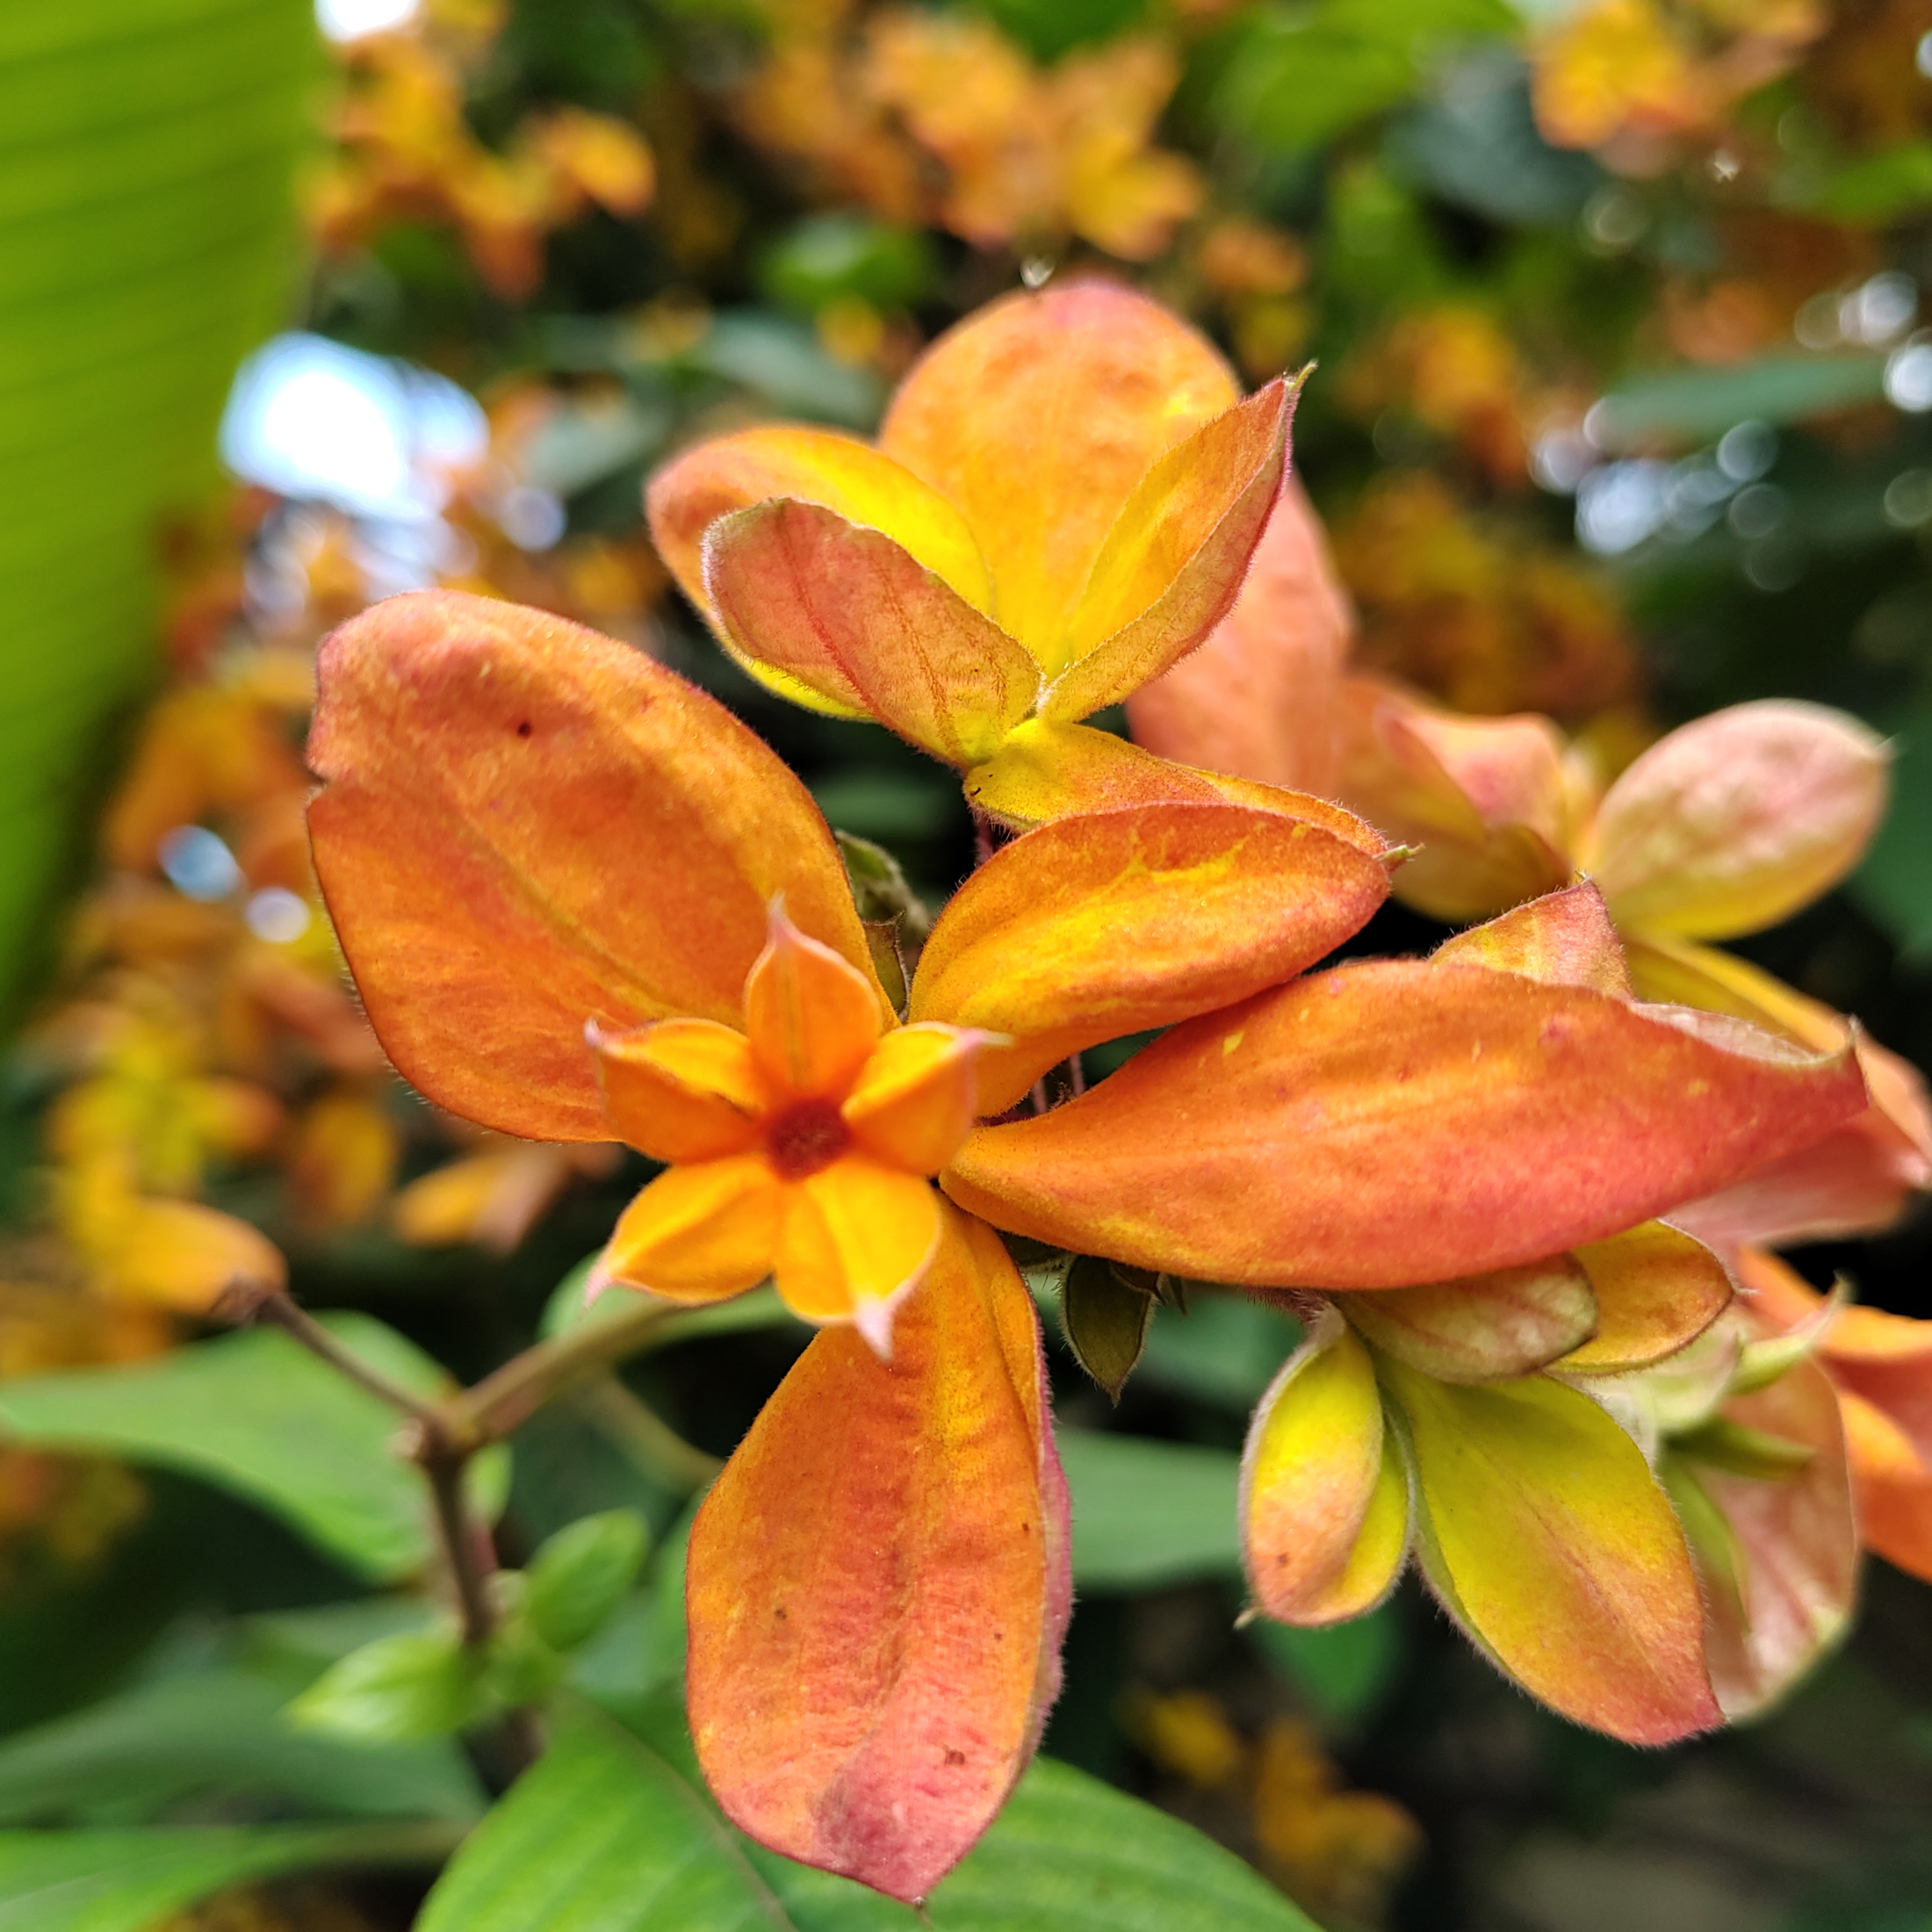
<box><xmin>0</xmin><ymin>1664</ymin><xmax>482</xmax><ymax>1827</ymax></box>
<box><xmin>0</xmin><ymin>1314</ymin><xmax>502</xmax><ymax>1582</ymax></box>
<box><xmin>0</xmin><ymin>0</ymin><xmax>317</xmax><ymax>1014</ymax></box>
<box><xmin>1055</xmin><ymin>1429</ymin><xmax>1243</xmax><ymax>1590</ymax></box>
<box><xmin>0</xmin><ymin>1820</ymin><xmax>452</xmax><ymax>1932</ymax></box>
<box><xmin>421</xmin><ymin>1700</ymin><xmax>1321</xmax><ymax>1932</ymax></box>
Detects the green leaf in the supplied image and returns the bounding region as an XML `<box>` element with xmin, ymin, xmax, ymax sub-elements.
<box><xmin>1060</xmin><ymin>1258</ymin><xmax>1154</xmax><ymax>1402</ymax></box>
<box><xmin>1251</xmin><ymin>1603</ymin><xmax>1404</xmax><ymax>1726</ymax></box>
<box><xmin>0</xmin><ymin>1314</ymin><xmax>496</xmax><ymax>1582</ymax></box>
<box><xmin>1055</xmin><ymin>1429</ymin><xmax>1241</xmax><ymax>1590</ymax></box>
<box><xmin>286</xmin><ymin>1630</ymin><xmax>486</xmax><ymax>1746</ymax></box>
<box><xmin>1587</xmin><ymin>355</ymin><xmax>1888</xmax><ymax>449</ymax></box>
<box><xmin>415</xmin><ymin>1703</ymin><xmax>792</xmax><ymax>1932</ymax></box>
<box><xmin>0</xmin><ymin>1663</ymin><xmax>482</xmax><ymax>1826</ymax></box>
<box><xmin>1853</xmin><ymin>701</ymin><xmax>1932</xmax><ymax>962</ymax></box>
<box><xmin>0</xmin><ymin>1820</ymin><xmax>452</xmax><ymax>1932</ymax></box>
<box><xmin>1139</xmin><ymin>1295</ymin><xmax>1302</xmax><ymax>1409</ymax></box>
<box><xmin>759</xmin><ymin>213</ymin><xmax>935</xmax><ymax>314</ymax></box>
<box><xmin>0</xmin><ymin>0</ymin><xmax>316</xmax><ymax>1015</ymax></box>
<box><xmin>526</xmin><ymin>1510</ymin><xmax>651</xmax><ymax>1654</ymax></box>
<box><xmin>424</xmin><ymin>1697</ymin><xmax>1321</xmax><ymax>1932</ymax></box>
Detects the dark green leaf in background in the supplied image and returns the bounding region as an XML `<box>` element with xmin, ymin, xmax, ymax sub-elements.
<box><xmin>1056</xmin><ymin>1428</ymin><xmax>1243</xmax><ymax>1590</ymax></box>
<box><xmin>1061</xmin><ymin>1257</ymin><xmax>1155</xmax><ymax>1402</ymax></box>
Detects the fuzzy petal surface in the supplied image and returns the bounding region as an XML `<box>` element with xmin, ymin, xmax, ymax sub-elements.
<box><xmin>842</xmin><ymin>1025</ymin><xmax>987</xmax><ymax>1175</ymax></box>
<box><xmin>911</xmin><ymin>802</ymin><xmax>1391</xmax><ymax>1114</ymax></box>
<box><xmin>744</xmin><ymin>906</ymin><xmax>886</xmax><ymax>1101</ymax></box>
<box><xmin>646</xmin><ymin>421</ymin><xmax>993</xmax><ymax>680</ymax></box>
<box><xmin>1685</xmin><ymin>1356</ymin><xmax>1856</xmax><ymax>1720</ymax></box>
<box><xmin>1336</xmin><ymin>677</ymin><xmax>1573</xmax><ymax>922</ymax></box>
<box><xmin>773</xmin><ymin>1157</ymin><xmax>942</xmax><ymax>1341</ymax></box>
<box><xmin>590</xmin><ymin>1017</ymin><xmax>764</xmax><ymax>1163</ymax></box>
<box><xmin>601</xmin><ymin>1155</ymin><xmax>782</xmax><ymax>1302</ymax></box>
<box><xmin>702</xmin><ymin>500</ymin><xmax>1041</xmax><ymax>766</ymax></box>
<box><xmin>1560</xmin><ymin>1222</ymin><xmax>1734</xmax><ymax>1373</ymax></box>
<box><xmin>1339</xmin><ymin>1258</ymin><xmax>1598</xmax><ymax>1382</ymax></box>
<box><xmin>965</xmin><ymin>717</ymin><xmax>1388</xmax><ymax>852</ymax></box>
<box><xmin>1388</xmin><ymin>1361</ymin><xmax>1720</xmax><ymax>1743</ymax></box>
<box><xmin>1837</xmin><ymin>1391</ymin><xmax>1932</xmax><ymax>1582</ymax></box>
<box><xmin>878</xmin><ymin>282</ymin><xmax>1238</xmax><ymax>656</ymax></box>
<box><xmin>1434</xmin><ymin>881</ymin><xmax>1631</xmax><ymax>998</ymax></box>
<box><xmin>687</xmin><ymin>1208</ymin><xmax>1070</xmax><ymax>1901</ymax></box>
<box><xmin>1241</xmin><ymin>1308</ymin><xmax>1403</xmax><ymax>1624</ymax></box>
<box><xmin>1041</xmin><ymin>379</ymin><xmax>1291</xmax><ymax>710</ymax></box>
<box><xmin>1585</xmin><ymin>700</ymin><xmax>1889</xmax><ymax>941</ymax></box>
<box><xmin>1630</xmin><ymin>936</ymin><xmax>1932</xmax><ymax>1245</ymax></box>
<box><xmin>1126</xmin><ymin>479</ymin><xmax>1355</xmax><ymax>798</ymax></box>
<box><xmin>306</xmin><ymin>593</ymin><xmax>872</xmax><ymax>1140</ymax></box>
<box><xmin>943</xmin><ymin>961</ymin><xmax>1867</xmax><ymax>1288</ymax></box>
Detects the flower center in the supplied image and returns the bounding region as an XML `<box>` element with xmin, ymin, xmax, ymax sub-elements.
<box><xmin>767</xmin><ymin>1098</ymin><xmax>851</xmax><ymax>1181</ymax></box>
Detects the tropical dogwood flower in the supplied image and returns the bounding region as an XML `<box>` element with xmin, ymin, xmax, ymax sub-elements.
<box><xmin>306</xmin><ymin>592</ymin><xmax>1867</xmax><ymax>1893</ymax></box>
<box><xmin>646</xmin><ymin>278</ymin><xmax>1313</xmax><ymax>831</ymax></box>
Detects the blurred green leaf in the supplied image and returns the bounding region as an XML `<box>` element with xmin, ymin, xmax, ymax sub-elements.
<box><xmin>1215</xmin><ymin>0</ymin><xmax>1517</xmax><ymax>154</ymax></box>
<box><xmin>1786</xmin><ymin>141</ymin><xmax>1932</xmax><ymax>227</ymax></box>
<box><xmin>1056</xmin><ymin>1429</ymin><xmax>1241</xmax><ymax>1589</ymax></box>
<box><xmin>690</xmin><ymin>313</ymin><xmax>883</xmax><ymax>428</ymax></box>
<box><xmin>0</xmin><ymin>1314</ymin><xmax>499</xmax><ymax>1582</ymax></box>
<box><xmin>760</xmin><ymin>213</ymin><xmax>935</xmax><ymax>314</ymax></box>
<box><xmin>526</xmin><ymin>1510</ymin><xmax>651</xmax><ymax>1653</ymax></box>
<box><xmin>1140</xmin><ymin>1294</ymin><xmax>1301</xmax><ymax>1408</ymax></box>
<box><xmin>974</xmin><ymin>0</ymin><xmax>1149</xmax><ymax>62</ymax></box>
<box><xmin>0</xmin><ymin>1662</ymin><xmax>482</xmax><ymax>1826</ymax></box>
<box><xmin>0</xmin><ymin>0</ymin><xmax>315</xmax><ymax>1016</ymax></box>
<box><xmin>1589</xmin><ymin>356</ymin><xmax>1888</xmax><ymax>448</ymax></box>
<box><xmin>1252</xmin><ymin>1601</ymin><xmax>1404</xmax><ymax>1726</ymax></box>
<box><xmin>0</xmin><ymin>1820</ymin><xmax>451</xmax><ymax>1932</ymax></box>
<box><xmin>287</xmin><ymin>1629</ymin><xmax>486</xmax><ymax>1746</ymax></box>
<box><xmin>1853</xmin><ymin>701</ymin><xmax>1932</xmax><ymax>962</ymax></box>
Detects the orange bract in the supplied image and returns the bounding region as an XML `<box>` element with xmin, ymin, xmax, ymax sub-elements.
<box><xmin>647</xmin><ymin>282</ymin><xmax>1294</xmax><ymax>804</ymax></box>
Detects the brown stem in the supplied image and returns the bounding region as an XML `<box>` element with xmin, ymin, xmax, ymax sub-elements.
<box><xmin>247</xmin><ymin>1287</ymin><xmax>441</xmax><ymax>1427</ymax></box>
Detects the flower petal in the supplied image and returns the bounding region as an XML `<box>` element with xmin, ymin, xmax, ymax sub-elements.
<box><xmin>1126</xmin><ymin>478</ymin><xmax>1354</xmax><ymax>798</ymax></box>
<box><xmin>599</xmin><ymin>1155</ymin><xmax>782</xmax><ymax>1303</ymax></box>
<box><xmin>965</xmin><ymin>717</ymin><xmax>1388</xmax><ymax>850</ymax></box>
<box><xmin>1583</xmin><ymin>700</ymin><xmax>1889</xmax><ymax>940</ymax></box>
<box><xmin>1676</xmin><ymin>1354</ymin><xmax>1856</xmax><ymax>1720</ymax></box>
<box><xmin>942</xmin><ymin>960</ymin><xmax>1868</xmax><ymax>1288</ymax></box>
<box><xmin>1628</xmin><ymin>936</ymin><xmax>1932</xmax><ymax>1246</ymax></box>
<box><xmin>645</xmin><ymin>422</ymin><xmax>994</xmax><ymax>709</ymax></box>
<box><xmin>1338</xmin><ymin>1258</ymin><xmax>1598</xmax><ymax>1382</ymax></box>
<box><xmin>1386</xmin><ymin>1360</ymin><xmax>1720</xmax><ymax>1744</ymax></box>
<box><xmin>1336</xmin><ymin>677</ymin><xmax>1575</xmax><ymax>922</ymax></box>
<box><xmin>744</xmin><ymin>904</ymin><xmax>886</xmax><ymax>1100</ymax></box>
<box><xmin>687</xmin><ymin>1208</ymin><xmax>1070</xmax><ymax>1901</ymax></box>
<box><xmin>878</xmin><ymin>282</ymin><xmax>1238</xmax><ymax>657</ymax></box>
<box><xmin>1040</xmin><ymin>378</ymin><xmax>1293</xmax><ymax>710</ymax></box>
<box><xmin>1241</xmin><ymin>1308</ymin><xmax>1408</xmax><ymax>1624</ymax></box>
<box><xmin>910</xmin><ymin>801</ymin><xmax>1391</xmax><ymax>1114</ymax></box>
<box><xmin>701</xmin><ymin>499</ymin><xmax>1041</xmax><ymax>765</ymax></box>
<box><xmin>843</xmin><ymin>1025</ymin><xmax>989</xmax><ymax>1175</ymax></box>
<box><xmin>1433</xmin><ymin>881</ymin><xmax>1632</xmax><ymax>998</ymax></box>
<box><xmin>306</xmin><ymin>592</ymin><xmax>875</xmax><ymax>1141</ymax></box>
<box><xmin>1559</xmin><ymin>1222</ymin><xmax>1734</xmax><ymax>1374</ymax></box>
<box><xmin>774</xmin><ymin>1157</ymin><xmax>941</xmax><ymax>1346</ymax></box>
<box><xmin>101</xmin><ymin>1199</ymin><xmax>285</xmax><ymax>1314</ymax></box>
<box><xmin>590</xmin><ymin>1017</ymin><xmax>764</xmax><ymax>1162</ymax></box>
<box><xmin>1837</xmin><ymin>1390</ymin><xmax>1932</xmax><ymax>1582</ymax></box>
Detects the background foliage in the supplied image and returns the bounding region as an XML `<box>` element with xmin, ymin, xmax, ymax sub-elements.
<box><xmin>2</xmin><ymin>0</ymin><xmax>1931</xmax><ymax>1928</ymax></box>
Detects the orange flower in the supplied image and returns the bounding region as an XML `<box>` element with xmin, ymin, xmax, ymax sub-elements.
<box><xmin>304</xmin><ymin>588</ymin><xmax>1395</xmax><ymax>1896</ymax></box>
<box><xmin>647</xmin><ymin>281</ymin><xmax>1302</xmax><ymax>830</ymax></box>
